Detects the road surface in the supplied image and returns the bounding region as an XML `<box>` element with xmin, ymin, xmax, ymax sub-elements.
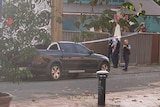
<box><xmin>0</xmin><ymin>71</ymin><xmax>160</xmax><ymax>101</ymax></box>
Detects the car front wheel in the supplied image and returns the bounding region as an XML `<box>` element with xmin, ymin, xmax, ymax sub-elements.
<box><xmin>50</xmin><ymin>64</ymin><xmax>61</xmax><ymax>80</ymax></box>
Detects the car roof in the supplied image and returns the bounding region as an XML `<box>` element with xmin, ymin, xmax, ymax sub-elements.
<box><xmin>58</xmin><ymin>41</ymin><xmax>75</xmax><ymax>44</ymax></box>
<box><xmin>47</xmin><ymin>41</ymin><xmax>75</xmax><ymax>50</ymax></box>
<box><xmin>49</xmin><ymin>41</ymin><xmax>83</xmax><ymax>47</ymax></box>
<box><xmin>49</xmin><ymin>41</ymin><xmax>81</xmax><ymax>45</ymax></box>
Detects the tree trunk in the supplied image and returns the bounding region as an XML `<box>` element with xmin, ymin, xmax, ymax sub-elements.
<box><xmin>51</xmin><ymin>0</ymin><xmax>63</xmax><ymax>42</ymax></box>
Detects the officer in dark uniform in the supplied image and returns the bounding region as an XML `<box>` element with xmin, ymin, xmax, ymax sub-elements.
<box><xmin>123</xmin><ymin>39</ymin><xmax>131</xmax><ymax>71</ymax></box>
<box><xmin>107</xmin><ymin>39</ymin><xmax>113</xmax><ymax>60</ymax></box>
<box><xmin>112</xmin><ymin>38</ymin><xmax>120</xmax><ymax>68</ymax></box>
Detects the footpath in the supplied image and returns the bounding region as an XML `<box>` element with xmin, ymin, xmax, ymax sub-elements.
<box><xmin>11</xmin><ymin>65</ymin><xmax>160</xmax><ymax>107</ymax></box>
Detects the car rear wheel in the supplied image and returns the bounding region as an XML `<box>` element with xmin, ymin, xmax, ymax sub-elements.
<box><xmin>50</xmin><ymin>64</ymin><xmax>61</xmax><ymax>80</ymax></box>
<box><xmin>100</xmin><ymin>62</ymin><xmax>109</xmax><ymax>72</ymax></box>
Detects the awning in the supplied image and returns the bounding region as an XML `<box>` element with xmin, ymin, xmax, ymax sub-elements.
<box><xmin>64</xmin><ymin>0</ymin><xmax>160</xmax><ymax>16</ymax></box>
<box><xmin>63</xmin><ymin>3</ymin><xmax>120</xmax><ymax>14</ymax></box>
<box><xmin>124</xmin><ymin>0</ymin><xmax>160</xmax><ymax>16</ymax></box>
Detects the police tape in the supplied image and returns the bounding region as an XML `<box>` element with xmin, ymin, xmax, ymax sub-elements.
<box><xmin>81</xmin><ymin>32</ymin><xmax>138</xmax><ymax>44</ymax></box>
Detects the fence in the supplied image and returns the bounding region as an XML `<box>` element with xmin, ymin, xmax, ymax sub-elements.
<box><xmin>120</xmin><ymin>33</ymin><xmax>152</xmax><ymax>65</ymax></box>
<box><xmin>62</xmin><ymin>30</ymin><xmax>160</xmax><ymax>65</ymax></box>
<box><xmin>120</xmin><ymin>33</ymin><xmax>160</xmax><ymax>65</ymax></box>
<box><xmin>62</xmin><ymin>30</ymin><xmax>111</xmax><ymax>41</ymax></box>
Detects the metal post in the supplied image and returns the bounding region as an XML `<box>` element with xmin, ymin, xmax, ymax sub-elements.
<box><xmin>96</xmin><ymin>70</ymin><xmax>109</xmax><ymax>106</ymax></box>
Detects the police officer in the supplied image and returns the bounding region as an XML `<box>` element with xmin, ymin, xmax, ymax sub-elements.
<box><xmin>123</xmin><ymin>39</ymin><xmax>131</xmax><ymax>71</ymax></box>
<box><xmin>112</xmin><ymin>37</ymin><xmax>120</xmax><ymax>68</ymax></box>
<box><xmin>107</xmin><ymin>39</ymin><xmax>113</xmax><ymax>60</ymax></box>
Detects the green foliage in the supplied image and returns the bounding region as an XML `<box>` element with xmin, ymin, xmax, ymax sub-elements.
<box><xmin>56</xmin><ymin>16</ymin><xmax>63</xmax><ymax>24</ymax></box>
<box><xmin>122</xmin><ymin>1</ymin><xmax>145</xmax><ymax>17</ymax></box>
<box><xmin>122</xmin><ymin>2</ymin><xmax>136</xmax><ymax>11</ymax></box>
<box><xmin>129</xmin><ymin>15</ymin><xmax>138</xmax><ymax>24</ymax></box>
<box><xmin>138</xmin><ymin>10</ymin><xmax>145</xmax><ymax>16</ymax></box>
<box><xmin>74</xmin><ymin>21</ymin><xmax>81</xmax><ymax>28</ymax></box>
<box><xmin>105</xmin><ymin>0</ymin><xmax>109</xmax><ymax>4</ymax></box>
<box><xmin>0</xmin><ymin>0</ymin><xmax>51</xmax><ymax>82</ymax></box>
<box><xmin>154</xmin><ymin>0</ymin><xmax>160</xmax><ymax>5</ymax></box>
<box><xmin>71</xmin><ymin>1</ymin><xmax>141</xmax><ymax>34</ymax></box>
<box><xmin>71</xmin><ymin>31</ymin><xmax>95</xmax><ymax>42</ymax></box>
<box><xmin>0</xmin><ymin>35</ymin><xmax>36</xmax><ymax>82</ymax></box>
<box><xmin>74</xmin><ymin>9</ymin><xmax>115</xmax><ymax>34</ymax></box>
<box><xmin>89</xmin><ymin>0</ymin><xmax>98</xmax><ymax>6</ymax></box>
<box><xmin>67</xmin><ymin>0</ymin><xmax>82</xmax><ymax>4</ymax></box>
<box><xmin>70</xmin><ymin>0</ymin><xmax>146</xmax><ymax>34</ymax></box>
<box><xmin>118</xmin><ymin>18</ymin><xmax>130</xmax><ymax>30</ymax></box>
<box><xmin>81</xmin><ymin>31</ymin><xmax>94</xmax><ymax>41</ymax></box>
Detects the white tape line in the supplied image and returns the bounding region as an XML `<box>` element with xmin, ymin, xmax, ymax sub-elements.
<box><xmin>81</xmin><ymin>32</ymin><xmax>138</xmax><ymax>44</ymax></box>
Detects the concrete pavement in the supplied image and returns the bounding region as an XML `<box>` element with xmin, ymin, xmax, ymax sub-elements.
<box><xmin>11</xmin><ymin>86</ymin><xmax>160</xmax><ymax>107</ymax></box>
<box><xmin>10</xmin><ymin>65</ymin><xmax>160</xmax><ymax>107</ymax></box>
<box><xmin>110</xmin><ymin>65</ymin><xmax>160</xmax><ymax>75</ymax></box>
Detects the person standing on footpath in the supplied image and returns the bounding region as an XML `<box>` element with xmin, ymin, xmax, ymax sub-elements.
<box><xmin>123</xmin><ymin>39</ymin><xmax>131</xmax><ymax>71</ymax></box>
<box><xmin>107</xmin><ymin>39</ymin><xmax>113</xmax><ymax>61</ymax></box>
<box><xmin>112</xmin><ymin>37</ymin><xmax>120</xmax><ymax>68</ymax></box>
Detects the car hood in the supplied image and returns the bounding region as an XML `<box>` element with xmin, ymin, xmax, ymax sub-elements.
<box><xmin>92</xmin><ymin>53</ymin><xmax>109</xmax><ymax>61</ymax></box>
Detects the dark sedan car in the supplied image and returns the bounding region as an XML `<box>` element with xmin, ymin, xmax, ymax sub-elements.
<box><xmin>29</xmin><ymin>41</ymin><xmax>110</xmax><ymax>80</ymax></box>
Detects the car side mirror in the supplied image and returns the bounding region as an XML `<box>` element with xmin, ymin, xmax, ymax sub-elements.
<box><xmin>89</xmin><ymin>50</ymin><xmax>94</xmax><ymax>55</ymax></box>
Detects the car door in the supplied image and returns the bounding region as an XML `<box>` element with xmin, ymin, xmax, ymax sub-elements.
<box><xmin>74</xmin><ymin>44</ymin><xmax>99</xmax><ymax>72</ymax></box>
<box><xmin>60</xmin><ymin>43</ymin><xmax>84</xmax><ymax>73</ymax></box>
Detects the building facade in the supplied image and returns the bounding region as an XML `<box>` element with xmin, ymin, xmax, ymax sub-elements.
<box><xmin>32</xmin><ymin>0</ymin><xmax>125</xmax><ymax>31</ymax></box>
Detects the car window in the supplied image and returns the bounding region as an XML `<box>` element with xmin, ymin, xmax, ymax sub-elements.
<box><xmin>75</xmin><ymin>44</ymin><xmax>89</xmax><ymax>54</ymax></box>
<box><xmin>61</xmin><ymin>43</ymin><xmax>77</xmax><ymax>53</ymax></box>
<box><xmin>49</xmin><ymin>44</ymin><xmax>58</xmax><ymax>50</ymax></box>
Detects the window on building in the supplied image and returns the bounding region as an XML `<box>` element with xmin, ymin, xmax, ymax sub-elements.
<box><xmin>109</xmin><ymin>0</ymin><xmax>125</xmax><ymax>5</ymax></box>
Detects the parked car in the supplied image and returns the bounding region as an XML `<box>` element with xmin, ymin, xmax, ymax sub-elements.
<box><xmin>29</xmin><ymin>41</ymin><xmax>110</xmax><ymax>80</ymax></box>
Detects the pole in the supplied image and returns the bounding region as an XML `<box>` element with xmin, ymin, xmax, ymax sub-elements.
<box><xmin>51</xmin><ymin>0</ymin><xmax>63</xmax><ymax>42</ymax></box>
<box><xmin>0</xmin><ymin>0</ymin><xmax>2</xmax><ymax>36</ymax></box>
<box><xmin>97</xmin><ymin>70</ymin><xmax>109</xmax><ymax>106</ymax></box>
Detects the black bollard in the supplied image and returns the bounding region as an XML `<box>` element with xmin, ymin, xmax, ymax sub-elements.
<box><xmin>97</xmin><ymin>71</ymin><xmax>109</xmax><ymax>106</ymax></box>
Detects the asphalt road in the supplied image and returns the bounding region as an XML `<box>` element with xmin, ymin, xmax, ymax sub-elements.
<box><xmin>0</xmin><ymin>71</ymin><xmax>160</xmax><ymax>101</ymax></box>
